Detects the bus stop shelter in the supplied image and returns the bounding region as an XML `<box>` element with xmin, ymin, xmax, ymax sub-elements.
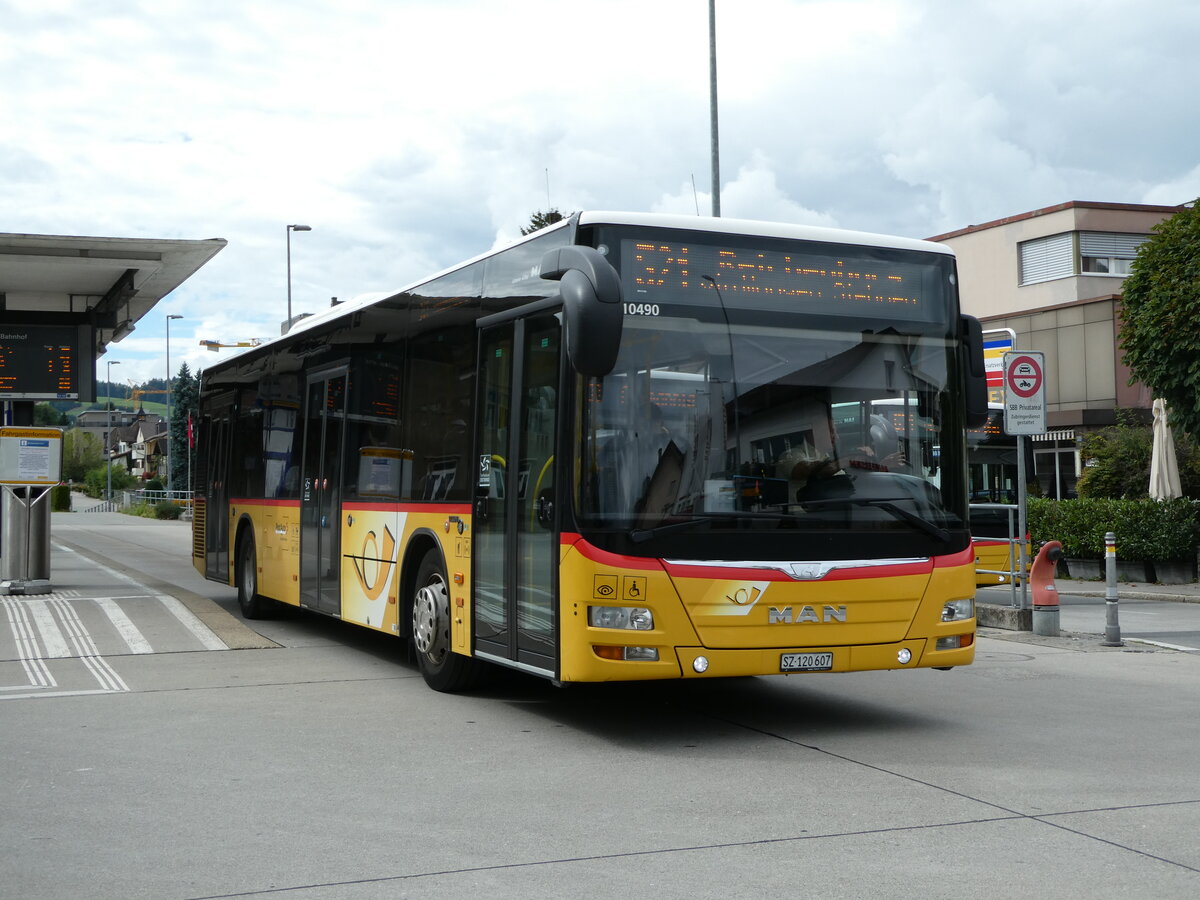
<box><xmin>0</xmin><ymin>230</ymin><xmax>226</xmax><ymax>589</ymax></box>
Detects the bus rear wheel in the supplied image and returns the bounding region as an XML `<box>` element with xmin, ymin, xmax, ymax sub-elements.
<box><xmin>236</xmin><ymin>533</ymin><xmax>270</xmax><ymax>619</ymax></box>
<box><xmin>411</xmin><ymin>549</ymin><xmax>483</xmax><ymax>692</ymax></box>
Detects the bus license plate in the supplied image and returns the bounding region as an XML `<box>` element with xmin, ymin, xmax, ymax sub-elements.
<box><xmin>780</xmin><ymin>652</ymin><xmax>833</xmax><ymax>672</ymax></box>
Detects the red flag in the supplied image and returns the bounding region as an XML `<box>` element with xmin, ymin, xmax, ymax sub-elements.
<box><xmin>187</xmin><ymin>413</ymin><xmax>195</xmax><ymax>448</ymax></box>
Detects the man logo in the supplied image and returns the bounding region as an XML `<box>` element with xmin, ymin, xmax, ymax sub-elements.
<box><xmin>768</xmin><ymin>605</ymin><xmax>848</xmax><ymax>624</ymax></box>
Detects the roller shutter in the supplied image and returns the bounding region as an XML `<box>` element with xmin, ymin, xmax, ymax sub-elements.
<box><xmin>1018</xmin><ymin>233</ymin><xmax>1073</xmax><ymax>285</ymax></box>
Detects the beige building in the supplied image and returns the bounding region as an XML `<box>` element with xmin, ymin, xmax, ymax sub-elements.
<box><xmin>930</xmin><ymin>200</ymin><xmax>1184</xmax><ymax>497</ymax></box>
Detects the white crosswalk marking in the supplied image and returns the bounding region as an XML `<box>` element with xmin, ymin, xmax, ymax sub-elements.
<box><xmin>93</xmin><ymin>597</ymin><xmax>154</xmax><ymax>654</ymax></box>
<box><xmin>48</xmin><ymin>598</ymin><xmax>129</xmax><ymax>692</ymax></box>
<box><xmin>1</xmin><ymin>598</ymin><xmax>56</xmax><ymax>689</ymax></box>
<box><xmin>26</xmin><ymin>599</ymin><xmax>72</xmax><ymax>658</ymax></box>
<box><xmin>4</xmin><ymin>581</ymin><xmax>229</xmax><ymax>698</ymax></box>
<box><xmin>157</xmin><ymin>594</ymin><xmax>226</xmax><ymax>650</ymax></box>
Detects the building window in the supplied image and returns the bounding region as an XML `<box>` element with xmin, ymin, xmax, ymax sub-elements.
<box><xmin>1018</xmin><ymin>233</ymin><xmax>1073</xmax><ymax>285</ymax></box>
<box><xmin>1079</xmin><ymin>232</ymin><xmax>1146</xmax><ymax>277</ymax></box>
<box><xmin>1019</xmin><ymin>231</ymin><xmax>1148</xmax><ymax>285</ymax></box>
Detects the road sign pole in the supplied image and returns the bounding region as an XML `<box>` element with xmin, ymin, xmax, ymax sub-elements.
<box><xmin>1017</xmin><ymin>435</ymin><xmax>1029</xmax><ymax>608</ymax></box>
<box><xmin>1003</xmin><ymin>351</ymin><xmax>1046</xmax><ymax>611</ymax></box>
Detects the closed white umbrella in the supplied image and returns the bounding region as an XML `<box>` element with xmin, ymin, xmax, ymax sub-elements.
<box><xmin>1150</xmin><ymin>398</ymin><xmax>1183</xmax><ymax>500</ymax></box>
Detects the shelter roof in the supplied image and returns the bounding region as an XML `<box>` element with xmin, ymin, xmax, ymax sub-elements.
<box><xmin>0</xmin><ymin>231</ymin><xmax>226</xmax><ymax>357</ymax></box>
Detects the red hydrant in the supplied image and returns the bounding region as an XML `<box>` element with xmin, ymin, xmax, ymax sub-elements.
<box><xmin>1030</xmin><ymin>540</ymin><xmax>1064</xmax><ymax>635</ymax></box>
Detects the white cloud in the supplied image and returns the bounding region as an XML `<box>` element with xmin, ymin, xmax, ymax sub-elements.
<box><xmin>652</xmin><ymin>154</ymin><xmax>838</xmax><ymax>228</ymax></box>
<box><xmin>1143</xmin><ymin>163</ymin><xmax>1200</xmax><ymax>207</ymax></box>
<box><xmin>1</xmin><ymin>0</ymin><xmax>1197</xmax><ymax>384</ymax></box>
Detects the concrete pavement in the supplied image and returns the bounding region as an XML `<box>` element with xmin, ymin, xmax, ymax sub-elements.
<box><xmin>1</xmin><ymin>503</ymin><xmax>1197</xmax><ymax>898</ymax></box>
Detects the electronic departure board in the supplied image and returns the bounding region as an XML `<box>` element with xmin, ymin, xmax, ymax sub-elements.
<box><xmin>0</xmin><ymin>324</ymin><xmax>95</xmax><ymax>401</ymax></box>
<box><xmin>621</xmin><ymin>239</ymin><xmax>946</xmax><ymax>321</ymax></box>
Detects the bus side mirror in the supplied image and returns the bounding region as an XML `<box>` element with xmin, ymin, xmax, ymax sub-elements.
<box><xmin>541</xmin><ymin>246</ymin><xmax>623</xmax><ymax>377</ymax></box>
<box><xmin>961</xmin><ymin>314</ymin><xmax>989</xmax><ymax>428</ymax></box>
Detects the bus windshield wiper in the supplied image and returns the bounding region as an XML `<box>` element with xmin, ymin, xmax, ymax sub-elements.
<box><xmin>800</xmin><ymin>498</ymin><xmax>952</xmax><ymax>542</ymax></box>
<box><xmin>629</xmin><ymin>512</ymin><xmax>800</xmax><ymax>544</ymax></box>
<box><xmin>629</xmin><ymin>516</ymin><xmax>720</xmax><ymax>543</ymax></box>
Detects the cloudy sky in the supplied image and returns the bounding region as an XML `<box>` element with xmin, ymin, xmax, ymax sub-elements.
<box><xmin>4</xmin><ymin>0</ymin><xmax>1199</xmax><ymax>385</ymax></box>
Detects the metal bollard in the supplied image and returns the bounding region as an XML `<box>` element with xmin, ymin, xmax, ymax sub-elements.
<box><xmin>1101</xmin><ymin>531</ymin><xmax>1124</xmax><ymax>647</ymax></box>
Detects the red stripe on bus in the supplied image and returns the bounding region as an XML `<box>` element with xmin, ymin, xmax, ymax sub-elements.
<box><xmin>228</xmin><ymin>498</ymin><xmax>471</xmax><ymax>515</ymax></box>
<box><xmin>560</xmin><ymin>535</ymin><xmax>665</xmax><ymax>571</ymax></box>
<box><xmin>343</xmin><ymin>501</ymin><xmax>472</xmax><ymax>515</ymax></box>
<box><xmin>933</xmin><ymin>545</ymin><xmax>976</xmax><ymax>568</ymax></box>
<box><xmin>562</xmin><ymin>534</ymin><xmax>972</xmax><ymax>580</ymax></box>
<box><xmin>663</xmin><ymin>559</ymin><xmax>933</xmax><ymax>582</ymax></box>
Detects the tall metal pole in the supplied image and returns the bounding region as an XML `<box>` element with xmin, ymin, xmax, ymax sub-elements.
<box><xmin>166</xmin><ymin>314</ymin><xmax>183</xmax><ymax>494</ymax></box>
<box><xmin>286</xmin><ymin>224</ymin><xmax>312</xmax><ymax>330</ymax></box>
<box><xmin>105</xmin><ymin>360</ymin><xmax>120</xmax><ymax>501</ymax></box>
<box><xmin>286</xmin><ymin>225</ymin><xmax>293</xmax><ymax>325</ymax></box>
<box><xmin>708</xmin><ymin>0</ymin><xmax>721</xmax><ymax>217</ymax></box>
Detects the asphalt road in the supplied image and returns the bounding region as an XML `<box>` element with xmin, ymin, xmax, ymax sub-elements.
<box><xmin>1</xmin><ymin>511</ymin><xmax>1197</xmax><ymax>899</ymax></box>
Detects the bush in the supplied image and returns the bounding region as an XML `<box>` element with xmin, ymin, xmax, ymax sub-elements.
<box><xmin>154</xmin><ymin>500</ymin><xmax>183</xmax><ymax>520</ymax></box>
<box><xmin>121</xmin><ymin>502</ymin><xmax>157</xmax><ymax>518</ymax></box>
<box><xmin>144</xmin><ymin>477</ymin><xmax>165</xmax><ymax>492</ymax></box>
<box><xmin>50</xmin><ymin>483</ymin><xmax>72</xmax><ymax>511</ymax></box>
<box><xmin>83</xmin><ymin>464</ymin><xmax>137</xmax><ymax>499</ymax></box>
<box><xmin>1029</xmin><ymin>497</ymin><xmax>1199</xmax><ymax>561</ymax></box>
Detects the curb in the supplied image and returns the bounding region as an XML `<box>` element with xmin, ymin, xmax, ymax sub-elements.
<box><xmin>977</xmin><ymin>602</ymin><xmax>1032</xmax><ymax>631</ymax></box>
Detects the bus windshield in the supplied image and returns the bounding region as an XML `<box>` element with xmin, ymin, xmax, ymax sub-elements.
<box><xmin>576</xmin><ymin>237</ymin><xmax>968</xmax><ymax>557</ymax></box>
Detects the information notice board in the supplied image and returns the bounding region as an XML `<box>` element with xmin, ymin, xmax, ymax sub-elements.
<box><xmin>0</xmin><ymin>427</ymin><xmax>65</xmax><ymax>486</ymax></box>
<box><xmin>0</xmin><ymin>324</ymin><xmax>95</xmax><ymax>401</ymax></box>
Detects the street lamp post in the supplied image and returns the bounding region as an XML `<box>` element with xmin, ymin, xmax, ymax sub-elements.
<box><xmin>106</xmin><ymin>359</ymin><xmax>121</xmax><ymax>501</ymax></box>
<box><xmin>166</xmin><ymin>314</ymin><xmax>183</xmax><ymax>495</ymax></box>
<box><xmin>286</xmin><ymin>224</ymin><xmax>312</xmax><ymax>328</ymax></box>
<box><xmin>709</xmin><ymin>0</ymin><xmax>721</xmax><ymax>217</ymax></box>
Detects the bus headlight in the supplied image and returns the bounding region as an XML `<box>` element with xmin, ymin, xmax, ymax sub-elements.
<box><xmin>942</xmin><ymin>597</ymin><xmax>975</xmax><ymax>622</ymax></box>
<box><xmin>589</xmin><ymin>606</ymin><xmax>654</xmax><ymax>630</ymax></box>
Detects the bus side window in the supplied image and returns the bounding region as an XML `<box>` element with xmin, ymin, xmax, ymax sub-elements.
<box><xmin>406</xmin><ymin>327</ymin><xmax>475</xmax><ymax>503</ymax></box>
<box><xmin>343</xmin><ymin>354</ymin><xmax>405</xmax><ymax>501</ymax></box>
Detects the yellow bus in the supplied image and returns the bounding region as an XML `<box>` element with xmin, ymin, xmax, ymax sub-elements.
<box><xmin>193</xmin><ymin>212</ymin><xmax>988</xmax><ymax>691</ymax></box>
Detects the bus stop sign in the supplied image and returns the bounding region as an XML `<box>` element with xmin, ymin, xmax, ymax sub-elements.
<box><xmin>1003</xmin><ymin>352</ymin><xmax>1046</xmax><ymax>435</ymax></box>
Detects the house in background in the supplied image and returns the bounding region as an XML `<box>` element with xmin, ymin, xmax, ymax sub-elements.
<box><xmin>77</xmin><ymin>408</ymin><xmax>166</xmax><ymax>481</ymax></box>
<box><xmin>930</xmin><ymin>200</ymin><xmax>1184</xmax><ymax>498</ymax></box>
<box><xmin>110</xmin><ymin>414</ymin><xmax>167</xmax><ymax>480</ymax></box>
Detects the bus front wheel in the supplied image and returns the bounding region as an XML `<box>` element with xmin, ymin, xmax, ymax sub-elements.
<box><xmin>411</xmin><ymin>549</ymin><xmax>483</xmax><ymax>692</ymax></box>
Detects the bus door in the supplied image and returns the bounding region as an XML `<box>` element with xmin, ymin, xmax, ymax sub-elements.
<box><xmin>473</xmin><ymin>313</ymin><xmax>561</xmax><ymax>675</ymax></box>
<box><xmin>300</xmin><ymin>370</ymin><xmax>347</xmax><ymax>615</ymax></box>
<box><xmin>200</xmin><ymin>393</ymin><xmax>234</xmax><ymax>583</ymax></box>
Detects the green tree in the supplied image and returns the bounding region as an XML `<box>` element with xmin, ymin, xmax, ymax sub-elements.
<box><xmin>521</xmin><ymin>208</ymin><xmax>567</xmax><ymax>235</ymax></box>
<box><xmin>84</xmin><ymin>463</ymin><xmax>136</xmax><ymax>499</ymax></box>
<box><xmin>1076</xmin><ymin>417</ymin><xmax>1152</xmax><ymax>498</ymax></box>
<box><xmin>169</xmin><ymin>362</ymin><xmax>200</xmax><ymax>492</ymax></box>
<box><xmin>1077</xmin><ymin>410</ymin><xmax>1200</xmax><ymax>499</ymax></box>
<box><xmin>62</xmin><ymin>428</ymin><xmax>105</xmax><ymax>483</ymax></box>
<box><xmin>33</xmin><ymin>403</ymin><xmax>67</xmax><ymax>426</ymax></box>
<box><xmin>1119</xmin><ymin>200</ymin><xmax>1200</xmax><ymax>437</ymax></box>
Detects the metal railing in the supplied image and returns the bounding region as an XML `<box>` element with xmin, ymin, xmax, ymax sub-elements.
<box><xmin>971</xmin><ymin>502</ymin><xmax>1029</xmax><ymax>607</ymax></box>
<box><xmin>82</xmin><ymin>489</ymin><xmax>194</xmax><ymax>516</ymax></box>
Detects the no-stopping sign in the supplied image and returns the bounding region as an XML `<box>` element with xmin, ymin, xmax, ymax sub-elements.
<box><xmin>1003</xmin><ymin>352</ymin><xmax>1046</xmax><ymax>435</ymax></box>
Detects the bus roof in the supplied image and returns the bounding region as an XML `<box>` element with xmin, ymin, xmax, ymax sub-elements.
<box><xmin>265</xmin><ymin>211</ymin><xmax>954</xmax><ymax>347</ymax></box>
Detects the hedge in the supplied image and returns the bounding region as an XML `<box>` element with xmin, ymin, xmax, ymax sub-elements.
<box><xmin>50</xmin><ymin>483</ymin><xmax>72</xmax><ymax>511</ymax></box>
<box><xmin>1028</xmin><ymin>497</ymin><xmax>1199</xmax><ymax>561</ymax></box>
